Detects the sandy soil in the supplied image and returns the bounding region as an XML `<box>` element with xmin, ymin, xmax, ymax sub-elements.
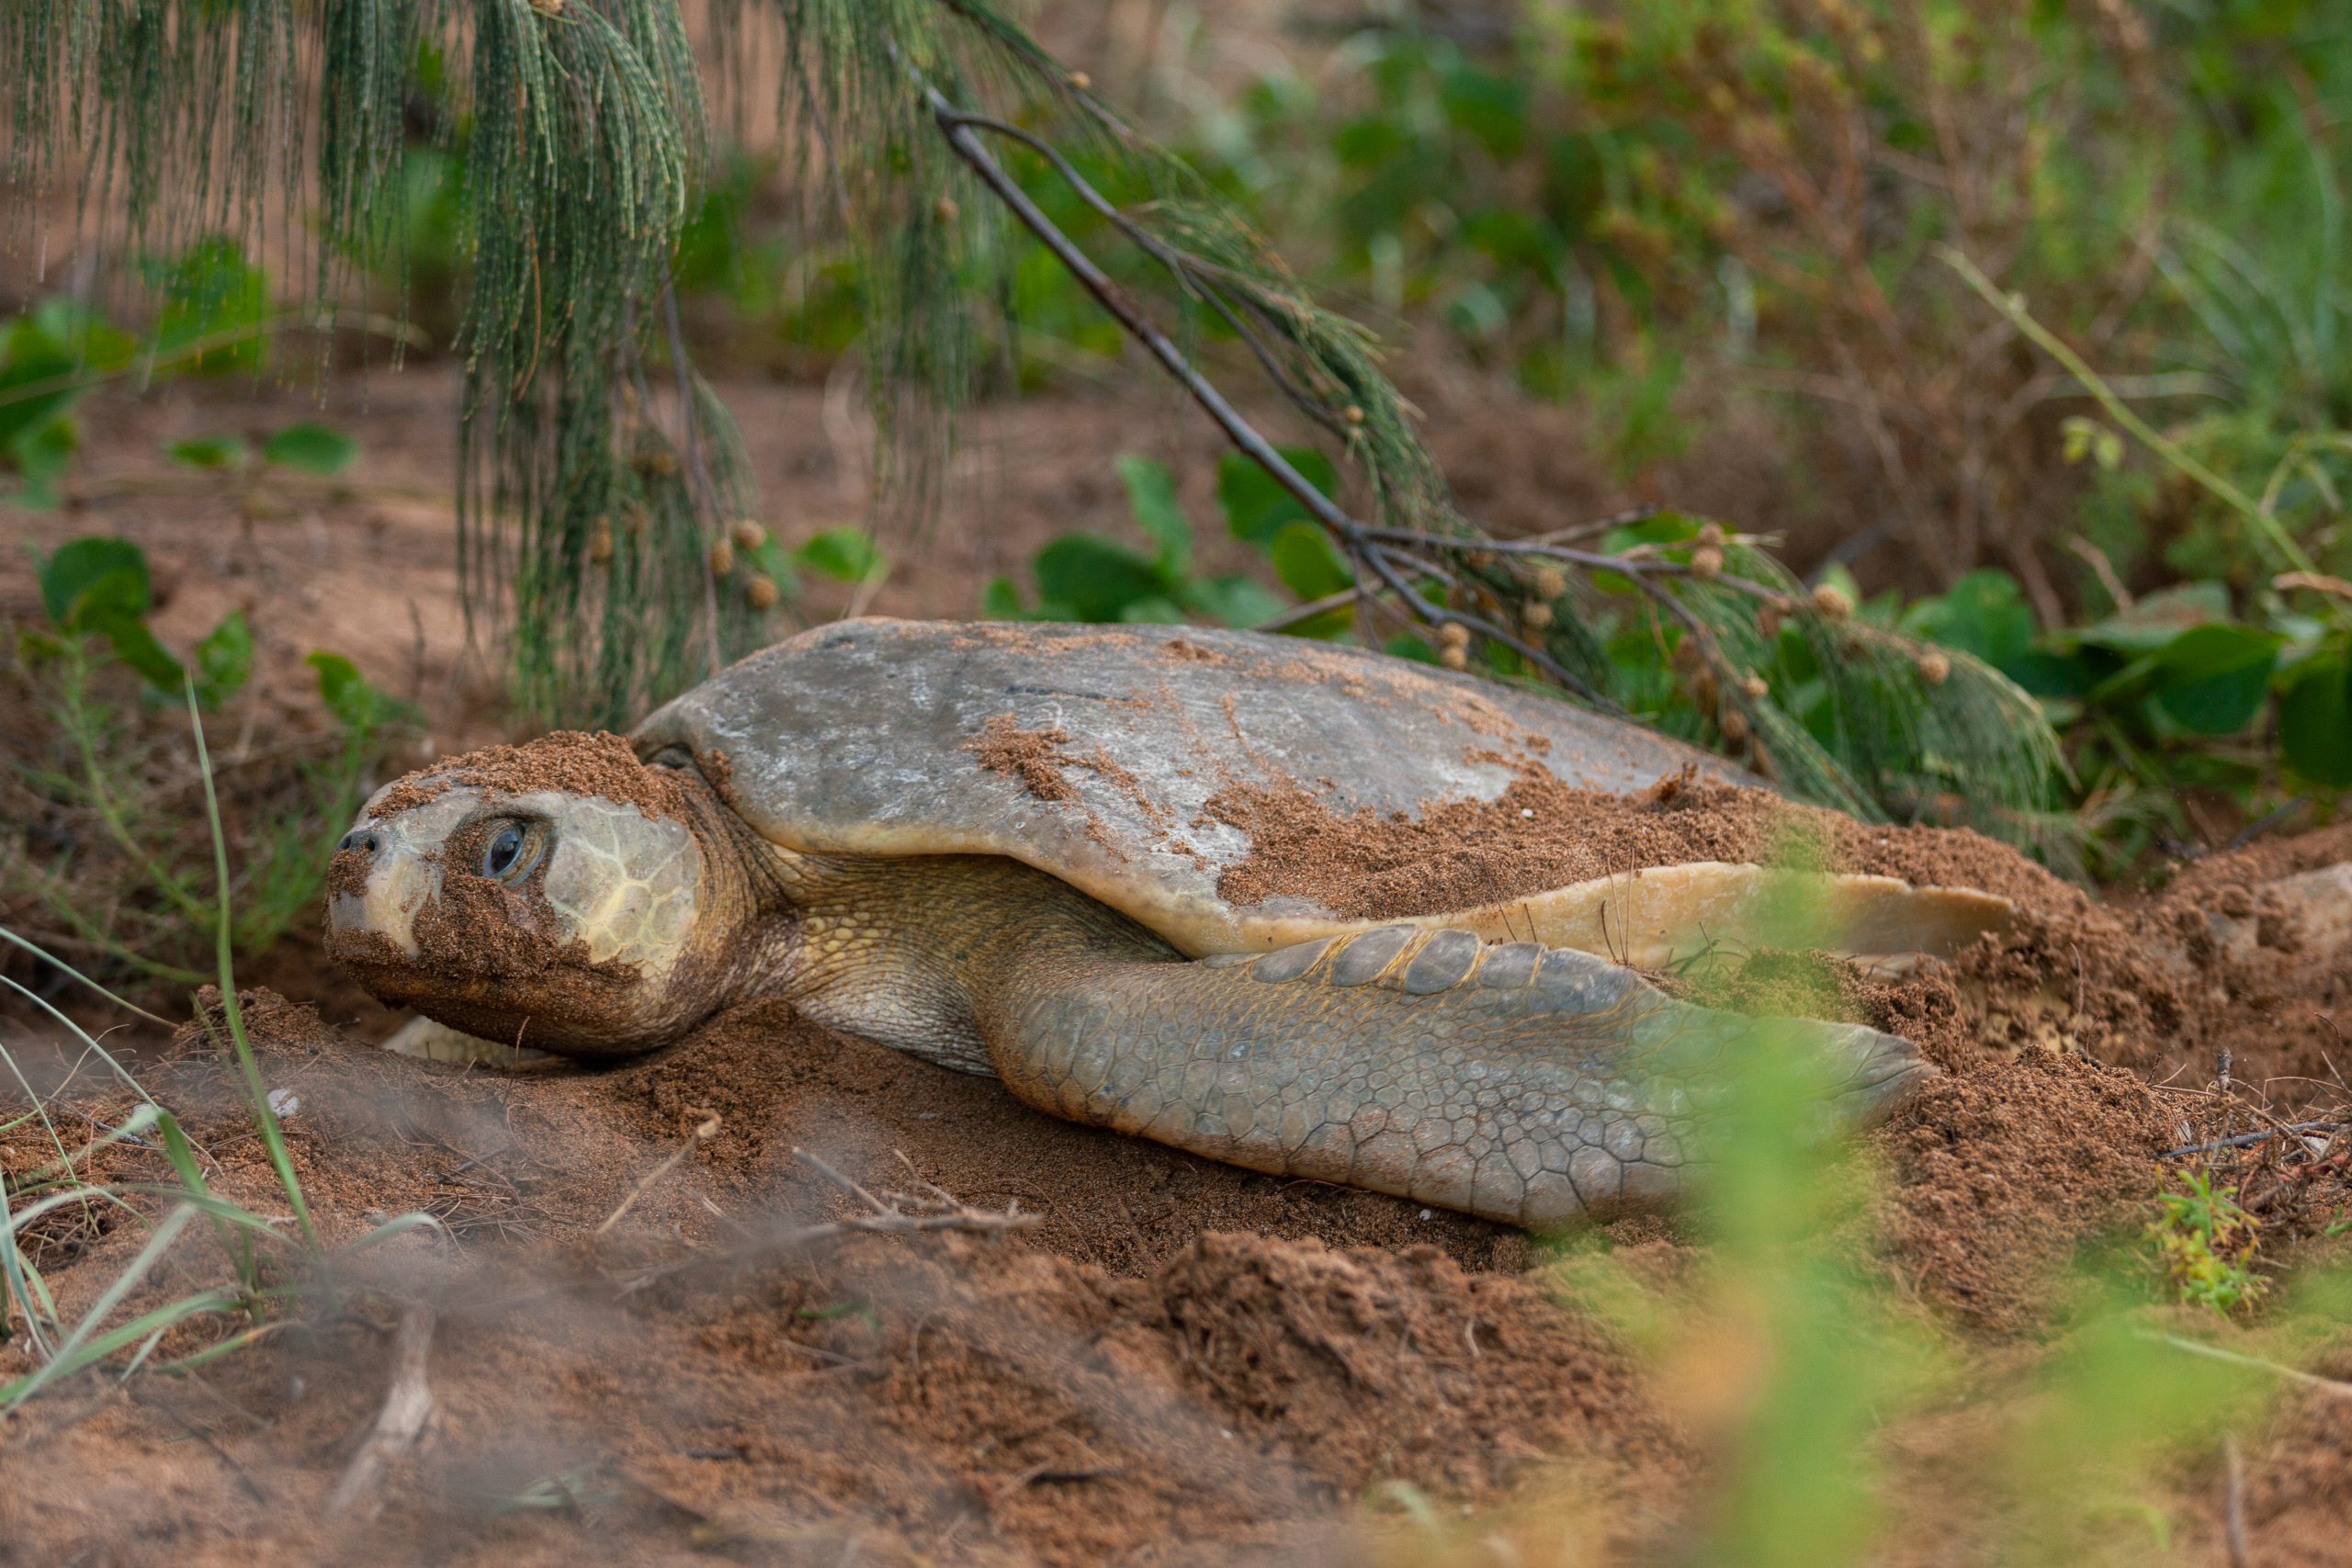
<box><xmin>6</xmin><ymin>367</ymin><xmax>2352</xmax><ymax>1564</ymax></box>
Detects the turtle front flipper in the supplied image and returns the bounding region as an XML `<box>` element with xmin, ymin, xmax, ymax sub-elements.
<box><xmin>379</xmin><ymin>1016</ymin><xmax>557</xmax><ymax>1070</ymax></box>
<box><xmin>978</xmin><ymin>926</ymin><xmax>1930</xmax><ymax>1230</ymax></box>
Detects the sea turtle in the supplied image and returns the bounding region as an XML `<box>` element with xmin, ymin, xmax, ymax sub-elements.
<box><xmin>325</xmin><ymin>618</ymin><xmax>2015</xmax><ymax>1228</ymax></box>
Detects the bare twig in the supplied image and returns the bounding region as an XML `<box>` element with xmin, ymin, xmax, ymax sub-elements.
<box><xmin>2162</xmin><ymin>1122</ymin><xmax>2346</xmax><ymax>1160</ymax></box>
<box><xmin>2222</xmin><ymin>1431</ymin><xmax>2251</xmax><ymax>1568</ymax></box>
<box><xmin>922</xmin><ymin>83</ymin><xmax>1354</xmax><ymax>547</ymax></box>
<box><xmin>597</xmin><ymin>1111</ymin><xmax>723</xmax><ymax>1235</ymax></box>
<box><xmin>614</xmin><ymin>1147</ymin><xmax>1036</xmax><ymax>1296</ymax></box>
<box><xmin>326</xmin><ymin>1302</ymin><xmax>436</xmax><ymax>1517</ymax></box>
<box><xmin>2144</xmin><ymin>1333</ymin><xmax>2352</xmax><ymax>1403</ymax></box>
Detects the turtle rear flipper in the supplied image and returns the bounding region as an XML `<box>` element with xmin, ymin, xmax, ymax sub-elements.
<box><xmin>1453</xmin><ymin>863</ymin><xmax>2016</xmax><ymax>969</ymax></box>
<box><xmin>981</xmin><ymin>924</ymin><xmax>1930</xmax><ymax>1230</ymax></box>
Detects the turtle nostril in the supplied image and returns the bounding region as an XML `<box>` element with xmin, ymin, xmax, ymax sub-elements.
<box><xmin>337</xmin><ymin>829</ymin><xmax>381</xmax><ymax>856</ymax></box>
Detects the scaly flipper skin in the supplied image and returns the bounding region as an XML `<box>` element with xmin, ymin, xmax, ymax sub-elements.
<box><xmin>970</xmin><ymin>922</ymin><xmax>1930</xmax><ymax>1229</ymax></box>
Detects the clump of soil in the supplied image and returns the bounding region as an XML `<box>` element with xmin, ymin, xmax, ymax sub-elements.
<box><xmin>1149</xmin><ymin>1235</ymin><xmax>1684</xmax><ymax>1500</ymax></box>
<box><xmin>1876</xmin><ymin>1048</ymin><xmax>2173</xmax><ymax>1334</ymax></box>
<box><xmin>965</xmin><ymin>715</ymin><xmax>1170</xmax><ymax>840</ymax></box>
<box><xmin>1207</xmin><ymin>767</ymin><xmax>2083</xmax><ymax>920</ymax></box>
<box><xmin>967</xmin><ymin>715</ymin><xmax>1086</xmax><ymax>803</ymax></box>
<box><xmin>1952</xmin><ymin>833</ymin><xmax>2351</xmax><ymax>1094</ymax></box>
<box><xmin>368</xmin><ymin>730</ymin><xmax>690</xmax><ymax>823</ymax></box>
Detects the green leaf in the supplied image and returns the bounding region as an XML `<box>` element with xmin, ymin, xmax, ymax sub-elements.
<box><xmin>307</xmin><ymin>651</ymin><xmax>394</xmax><ymax>734</ymax></box>
<box><xmin>2075</xmin><ymin>582</ymin><xmax>2231</xmax><ymax>653</ymax></box>
<box><xmin>2278</xmin><ymin>655</ymin><xmax>2352</xmax><ymax>787</ymax></box>
<box><xmin>37</xmin><ymin>536</ymin><xmax>151</xmax><ymax>630</ymax></box>
<box><xmin>980</xmin><ymin>576</ymin><xmax>1030</xmax><ymax>619</ymax></box>
<box><xmin>1218</xmin><ymin>447</ymin><xmax>1340</xmax><ymax>544</ymax></box>
<box><xmin>1116</xmin><ymin>595</ymin><xmax>1190</xmax><ymax>626</ymax></box>
<box><xmin>8</xmin><ymin>416</ymin><xmax>78</xmax><ymax>509</ymax></box>
<box><xmin>23</xmin><ymin>537</ymin><xmax>183</xmax><ymax>689</ymax></box>
<box><xmin>2149</xmin><ymin>625</ymin><xmax>2279</xmax><ymax>735</ymax></box>
<box><xmin>1180</xmin><ymin>575</ymin><xmax>1288</xmax><ymax>630</ymax></box>
<box><xmin>1439</xmin><ymin>64</ymin><xmax>1531</xmax><ymax>159</ymax></box>
<box><xmin>1603</xmin><ymin>513</ymin><xmax>1703</xmax><ymax>554</ymax></box>
<box><xmin>0</xmin><ymin>328</ymin><xmax>80</xmax><ymax>454</ymax></box>
<box><xmin>98</xmin><ymin>615</ymin><xmax>187</xmax><ymax>692</ymax></box>
<box><xmin>1032</xmin><ymin>535</ymin><xmax>1167</xmax><ymax>622</ymax></box>
<box><xmin>1268</xmin><ymin>521</ymin><xmax>1353</xmax><ymax>601</ymax></box>
<box><xmin>1384</xmin><ymin>633</ymin><xmax>1438</xmax><ymax>664</ymax></box>
<box><xmin>167</xmin><ymin>434</ymin><xmax>247</xmax><ymax>469</ymax></box>
<box><xmin>1900</xmin><ymin>570</ymin><xmax>2036</xmax><ymax>671</ymax></box>
<box><xmin>1115</xmin><ymin>456</ymin><xmax>1193</xmax><ymax>576</ymax></box>
<box><xmin>260</xmin><ymin>422</ymin><xmax>358</xmax><ymax>476</ymax></box>
<box><xmin>194</xmin><ymin>613</ymin><xmax>254</xmax><ymax>708</ymax></box>
<box><xmin>148</xmin><ymin>237</ymin><xmax>270</xmax><ymax>376</ymax></box>
<box><xmin>791</xmin><ymin>526</ymin><xmax>886</xmax><ymax>584</ymax></box>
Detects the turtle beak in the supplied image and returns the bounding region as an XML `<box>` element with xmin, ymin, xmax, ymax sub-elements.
<box><xmin>328</xmin><ymin>829</ymin><xmax>438</xmax><ymax>957</ymax></box>
<box><xmin>325</xmin><ymin>794</ymin><xmax>472</xmax><ymax>960</ymax></box>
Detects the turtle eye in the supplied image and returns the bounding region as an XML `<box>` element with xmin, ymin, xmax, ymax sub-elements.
<box><xmin>481</xmin><ymin>821</ymin><xmax>540</xmax><ymax>884</ymax></box>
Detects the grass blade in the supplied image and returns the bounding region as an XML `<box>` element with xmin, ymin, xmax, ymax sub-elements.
<box><xmin>6</xmin><ymin>1202</ymin><xmax>199</xmax><ymax>1406</ymax></box>
<box><xmin>184</xmin><ymin>679</ymin><xmax>317</xmax><ymax>1252</ymax></box>
<box><xmin>0</xmin><ymin>927</ymin><xmax>176</xmax><ymax>1028</ymax></box>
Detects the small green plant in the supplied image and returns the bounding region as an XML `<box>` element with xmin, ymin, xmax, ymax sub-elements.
<box><xmin>0</xmin><ymin>241</ymin><xmax>299</xmax><ymax>513</ymax></box>
<box><xmin>0</xmin><ymin>299</ymin><xmax>136</xmax><ymax>509</ymax></box>
<box><xmin>163</xmin><ymin>417</ymin><xmax>366</xmax><ymax>544</ymax></box>
<box><xmin>6</xmin><ymin>535</ymin><xmax>410</xmax><ymax>988</ymax></box>
<box><xmin>166</xmin><ymin>419</ymin><xmax>362</xmax><ymax>481</ymax></box>
<box><xmin>2</xmin><ymin>691</ymin><xmax>439</xmax><ymax>1406</ymax></box>
<box><xmin>2149</xmin><ymin>1171</ymin><xmax>2267</xmax><ymax>1316</ymax></box>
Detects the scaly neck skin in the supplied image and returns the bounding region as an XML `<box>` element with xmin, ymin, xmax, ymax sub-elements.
<box><xmin>749</xmin><ymin>847</ymin><xmax>1178</xmax><ymax>1076</ymax></box>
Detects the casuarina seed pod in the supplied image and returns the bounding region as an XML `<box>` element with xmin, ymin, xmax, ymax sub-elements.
<box><xmin>708</xmin><ymin>540</ymin><xmax>736</xmax><ymax>580</ymax></box>
<box><xmin>732</xmin><ymin>520</ymin><xmax>767</xmax><ymax>552</ymax></box>
<box><xmin>745</xmin><ymin>574</ymin><xmax>780</xmax><ymax>611</ymax></box>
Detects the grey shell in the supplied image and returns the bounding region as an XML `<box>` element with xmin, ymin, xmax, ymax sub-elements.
<box><xmin>633</xmin><ymin>618</ymin><xmax>1756</xmax><ymax>954</ymax></box>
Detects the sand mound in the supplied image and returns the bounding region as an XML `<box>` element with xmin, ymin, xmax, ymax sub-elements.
<box><xmin>1877</xmin><ymin>1049</ymin><xmax>2173</xmax><ymax>1334</ymax></box>
<box><xmin>1209</xmin><ymin>771</ymin><xmax>2084</xmax><ymax>921</ymax></box>
<box><xmin>0</xmin><ymin>992</ymin><xmax>1665</xmax><ymax>1566</ymax></box>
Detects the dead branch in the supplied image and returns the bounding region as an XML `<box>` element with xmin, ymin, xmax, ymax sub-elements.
<box><xmin>595</xmin><ymin>1110</ymin><xmax>722</xmax><ymax>1235</ymax></box>
<box><xmin>2144</xmin><ymin>1334</ymin><xmax>2352</xmax><ymax>1404</ymax></box>
<box><xmin>615</xmin><ymin>1146</ymin><xmax>1036</xmax><ymax>1296</ymax></box>
<box><xmin>2162</xmin><ymin>1122</ymin><xmax>2346</xmax><ymax>1160</ymax></box>
<box><xmin>2222</xmin><ymin>1431</ymin><xmax>2251</xmax><ymax>1568</ymax></box>
<box><xmin>326</xmin><ymin>1301</ymin><xmax>436</xmax><ymax>1517</ymax></box>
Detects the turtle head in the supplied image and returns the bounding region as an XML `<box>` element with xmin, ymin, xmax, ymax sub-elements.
<box><xmin>325</xmin><ymin>733</ymin><xmax>762</xmax><ymax>1057</ymax></box>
